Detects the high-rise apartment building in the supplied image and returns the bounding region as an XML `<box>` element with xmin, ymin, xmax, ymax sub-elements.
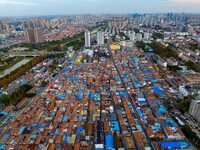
<box><xmin>97</xmin><ymin>31</ymin><xmax>104</xmax><ymax>45</ymax></box>
<box><xmin>188</xmin><ymin>99</ymin><xmax>200</xmax><ymax>122</ymax></box>
<box><xmin>25</xmin><ymin>28</ymin><xmax>35</xmax><ymax>43</ymax></box>
<box><xmin>0</xmin><ymin>25</ymin><xmax>3</xmax><ymax>33</ymax></box>
<box><xmin>144</xmin><ymin>32</ymin><xmax>150</xmax><ymax>40</ymax></box>
<box><xmin>31</xmin><ymin>18</ymin><xmax>41</xmax><ymax>29</ymax></box>
<box><xmin>130</xmin><ymin>33</ymin><xmax>135</xmax><ymax>41</ymax></box>
<box><xmin>34</xmin><ymin>28</ymin><xmax>44</xmax><ymax>43</ymax></box>
<box><xmin>85</xmin><ymin>29</ymin><xmax>91</xmax><ymax>47</ymax></box>
<box><xmin>64</xmin><ymin>17</ymin><xmax>68</xmax><ymax>24</ymax></box>
<box><xmin>137</xmin><ymin>33</ymin><xmax>142</xmax><ymax>41</ymax></box>
<box><xmin>6</xmin><ymin>24</ymin><xmax>11</xmax><ymax>34</ymax></box>
<box><xmin>22</xmin><ymin>20</ymin><xmax>30</xmax><ymax>31</ymax></box>
<box><xmin>1</xmin><ymin>19</ymin><xmax>7</xmax><ymax>26</ymax></box>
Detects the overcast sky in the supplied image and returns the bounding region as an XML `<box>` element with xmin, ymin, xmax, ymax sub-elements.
<box><xmin>0</xmin><ymin>0</ymin><xmax>200</xmax><ymax>16</ymax></box>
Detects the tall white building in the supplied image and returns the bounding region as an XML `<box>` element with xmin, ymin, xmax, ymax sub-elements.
<box><xmin>85</xmin><ymin>29</ymin><xmax>91</xmax><ymax>47</ymax></box>
<box><xmin>144</xmin><ymin>32</ymin><xmax>150</xmax><ymax>40</ymax></box>
<box><xmin>130</xmin><ymin>33</ymin><xmax>135</xmax><ymax>41</ymax></box>
<box><xmin>97</xmin><ymin>31</ymin><xmax>104</xmax><ymax>45</ymax></box>
<box><xmin>188</xmin><ymin>99</ymin><xmax>200</xmax><ymax>122</ymax></box>
<box><xmin>137</xmin><ymin>33</ymin><xmax>142</xmax><ymax>41</ymax></box>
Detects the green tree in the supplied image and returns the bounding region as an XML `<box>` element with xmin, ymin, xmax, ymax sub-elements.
<box><xmin>167</xmin><ymin>105</ymin><xmax>173</xmax><ymax>111</ymax></box>
<box><xmin>113</xmin><ymin>130</ymin><xmax>120</xmax><ymax>149</ymax></box>
<box><xmin>42</xmin><ymin>81</ymin><xmax>48</xmax><ymax>87</ymax></box>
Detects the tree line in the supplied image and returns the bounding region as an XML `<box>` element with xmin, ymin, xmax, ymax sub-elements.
<box><xmin>0</xmin><ymin>84</ymin><xmax>35</xmax><ymax>106</ymax></box>
<box><xmin>186</xmin><ymin>60</ymin><xmax>200</xmax><ymax>72</ymax></box>
<box><xmin>181</xmin><ymin>124</ymin><xmax>200</xmax><ymax>149</ymax></box>
<box><xmin>0</xmin><ymin>54</ymin><xmax>48</xmax><ymax>89</ymax></box>
<box><xmin>150</xmin><ymin>40</ymin><xmax>178</xmax><ymax>58</ymax></box>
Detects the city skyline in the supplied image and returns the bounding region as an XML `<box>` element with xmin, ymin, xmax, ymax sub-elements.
<box><xmin>0</xmin><ymin>0</ymin><xmax>200</xmax><ymax>16</ymax></box>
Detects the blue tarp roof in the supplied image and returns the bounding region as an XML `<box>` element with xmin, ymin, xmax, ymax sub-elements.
<box><xmin>21</xmin><ymin>81</ymin><xmax>26</xmax><ymax>84</ymax></box>
<box><xmin>64</xmin><ymin>134</ymin><xmax>70</xmax><ymax>143</ymax></box>
<box><xmin>119</xmin><ymin>91</ymin><xmax>127</xmax><ymax>95</ymax></box>
<box><xmin>111</xmin><ymin>121</ymin><xmax>120</xmax><ymax>131</ymax></box>
<box><xmin>77</xmin><ymin>127</ymin><xmax>85</xmax><ymax>134</ymax></box>
<box><xmin>171</xmin><ymin>78</ymin><xmax>176</xmax><ymax>83</ymax></box>
<box><xmin>138</xmin><ymin>101</ymin><xmax>147</xmax><ymax>104</ymax></box>
<box><xmin>153</xmin><ymin>87</ymin><xmax>164</xmax><ymax>93</ymax></box>
<box><xmin>158</xmin><ymin>107</ymin><xmax>167</xmax><ymax>112</ymax></box>
<box><xmin>137</xmin><ymin>108</ymin><xmax>143</xmax><ymax>115</ymax></box>
<box><xmin>0</xmin><ymin>145</ymin><xmax>7</xmax><ymax>149</ymax></box>
<box><xmin>105</xmin><ymin>135</ymin><xmax>114</xmax><ymax>149</ymax></box>
<box><xmin>0</xmin><ymin>112</ymin><xmax>7</xmax><ymax>115</ymax></box>
<box><xmin>160</xmin><ymin>142</ymin><xmax>189</xmax><ymax>148</ymax></box>
<box><xmin>134</xmin><ymin>84</ymin><xmax>139</xmax><ymax>88</ymax></box>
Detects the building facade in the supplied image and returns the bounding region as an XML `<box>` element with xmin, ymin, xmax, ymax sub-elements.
<box><xmin>34</xmin><ymin>28</ymin><xmax>44</xmax><ymax>43</ymax></box>
<box><xmin>85</xmin><ymin>29</ymin><xmax>91</xmax><ymax>47</ymax></box>
<box><xmin>25</xmin><ymin>28</ymin><xmax>35</xmax><ymax>43</ymax></box>
<box><xmin>97</xmin><ymin>31</ymin><xmax>104</xmax><ymax>46</ymax></box>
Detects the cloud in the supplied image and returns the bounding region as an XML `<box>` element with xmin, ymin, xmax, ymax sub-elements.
<box><xmin>0</xmin><ymin>0</ymin><xmax>38</xmax><ymax>5</ymax></box>
<box><xmin>172</xmin><ymin>0</ymin><xmax>200</xmax><ymax>3</ymax></box>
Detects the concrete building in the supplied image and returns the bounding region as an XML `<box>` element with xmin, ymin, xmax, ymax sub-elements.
<box><xmin>188</xmin><ymin>99</ymin><xmax>200</xmax><ymax>122</ymax></box>
<box><xmin>31</xmin><ymin>18</ymin><xmax>41</xmax><ymax>29</ymax></box>
<box><xmin>144</xmin><ymin>32</ymin><xmax>150</xmax><ymax>40</ymax></box>
<box><xmin>167</xmin><ymin>57</ymin><xmax>178</xmax><ymax>66</ymax></box>
<box><xmin>130</xmin><ymin>33</ymin><xmax>135</xmax><ymax>41</ymax></box>
<box><xmin>179</xmin><ymin>84</ymin><xmax>200</xmax><ymax>97</ymax></box>
<box><xmin>137</xmin><ymin>33</ymin><xmax>142</xmax><ymax>41</ymax></box>
<box><xmin>6</xmin><ymin>24</ymin><xmax>11</xmax><ymax>34</ymax></box>
<box><xmin>22</xmin><ymin>20</ymin><xmax>30</xmax><ymax>31</ymax></box>
<box><xmin>158</xmin><ymin>57</ymin><xmax>167</xmax><ymax>68</ymax></box>
<box><xmin>97</xmin><ymin>31</ymin><xmax>104</xmax><ymax>45</ymax></box>
<box><xmin>0</xmin><ymin>24</ymin><xmax>3</xmax><ymax>33</ymax></box>
<box><xmin>34</xmin><ymin>28</ymin><xmax>44</xmax><ymax>43</ymax></box>
<box><xmin>25</xmin><ymin>28</ymin><xmax>35</xmax><ymax>43</ymax></box>
<box><xmin>85</xmin><ymin>29</ymin><xmax>91</xmax><ymax>47</ymax></box>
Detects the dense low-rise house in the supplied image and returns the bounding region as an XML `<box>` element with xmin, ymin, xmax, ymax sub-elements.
<box><xmin>0</xmin><ymin>42</ymin><xmax>193</xmax><ymax>149</ymax></box>
<box><xmin>167</xmin><ymin>57</ymin><xmax>178</xmax><ymax>66</ymax></box>
<box><xmin>158</xmin><ymin>57</ymin><xmax>167</xmax><ymax>68</ymax></box>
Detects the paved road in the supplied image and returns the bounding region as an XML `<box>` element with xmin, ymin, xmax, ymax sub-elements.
<box><xmin>108</xmin><ymin>46</ymin><xmax>152</xmax><ymax>148</ymax></box>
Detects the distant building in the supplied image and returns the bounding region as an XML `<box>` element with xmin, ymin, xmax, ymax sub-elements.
<box><xmin>25</xmin><ymin>28</ymin><xmax>35</xmax><ymax>43</ymax></box>
<box><xmin>85</xmin><ymin>29</ymin><xmax>91</xmax><ymax>47</ymax></box>
<box><xmin>167</xmin><ymin>57</ymin><xmax>178</xmax><ymax>66</ymax></box>
<box><xmin>144</xmin><ymin>32</ymin><xmax>150</xmax><ymax>40</ymax></box>
<box><xmin>130</xmin><ymin>33</ymin><xmax>135</xmax><ymax>41</ymax></box>
<box><xmin>34</xmin><ymin>28</ymin><xmax>44</xmax><ymax>43</ymax></box>
<box><xmin>97</xmin><ymin>31</ymin><xmax>104</xmax><ymax>45</ymax></box>
<box><xmin>188</xmin><ymin>99</ymin><xmax>200</xmax><ymax>122</ymax></box>
<box><xmin>6</xmin><ymin>24</ymin><xmax>11</xmax><ymax>34</ymax></box>
<box><xmin>179</xmin><ymin>84</ymin><xmax>200</xmax><ymax>97</ymax></box>
<box><xmin>31</xmin><ymin>18</ymin><xmax>41</xmax><ymax>28</ymax></box>
<box><xmin>137</xmin><ymin>33</ymin><xmax>142</xmax><ymax>41</ymax></box>
<box><xmin>25</xmin><ymin>28</ymin><xmax>44</xmax><ymax>44</ymax></box>
<box><xmin>158</xmin><ymin>57</ymin><xmax>167</xmax><ymax>68</ymax></box>
<box><xmin>22</xmin><ymin>20</ymin><xmax>30</xmax><ymax>31</ymax></box>
<box><xmin>0</xmin><ymin>24</ymin><xmax>3</xmax><ymax>33</ymax></box>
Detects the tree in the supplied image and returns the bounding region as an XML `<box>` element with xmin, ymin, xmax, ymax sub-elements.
<box><xmin>18</xmin><ymin>91</ymin><xmax>24</xmax><ymax>100</ymax></box>
<box><xmin>113</xmin><ymin>130</ymin><xmax>120</xmax><ymax>148</ymax></box>
<box><xmin>155</xmin><ymin>93</ymin><xmax>159</xmax><ymax>99</ymax></box>
<box><xmin>167</xmin><ymin>105</ymin><xmax>173</xmax><ymax>111</ymax></box>
<box><xmin>83</xmin><ymin>122</ymin><xmax>88</xmax><ymax>129</ymax></box>
<box><xmin>42</xmin><ymin>81</ymin><xmax>48</xmax><ymax>87</ymax></box>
